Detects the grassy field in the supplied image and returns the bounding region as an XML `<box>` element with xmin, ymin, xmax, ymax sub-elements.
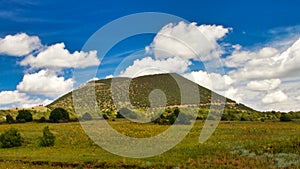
<box><xmin>0</xmin><ymin>120</ymin><xmax>299</xmax><ymax>169</ymax></box>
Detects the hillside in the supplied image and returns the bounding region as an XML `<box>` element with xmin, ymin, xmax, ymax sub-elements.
<box><xmin>47</xmin><ymin>73</ymin><xmax>255</xmax><ymax>116</ymax></box>
<box><xmin>0</xmin><ymin>106</ymin><xmax>50</xmax><ymax>121</ymax></box>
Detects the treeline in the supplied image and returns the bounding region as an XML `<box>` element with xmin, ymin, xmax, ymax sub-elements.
<box><xmin>99</xmin><ymin>107</ymin><xmax>300</xmax><ymax>124</ymax></box>
<box><xmin>197</xmin><ymin>108</ymin><xmax>300</xmax><ymax>122</ymax></box>
<box><xmin>2</xmin><ymin>107</ymin><xmax>300</xmax><ymax>125</ymax></box>
<box><xmin>4</xmin><ymin>108</ymin><xmax>74</xmax><ymax>124</ymax></box>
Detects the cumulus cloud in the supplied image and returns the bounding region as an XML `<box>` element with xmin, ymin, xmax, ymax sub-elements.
<box><xmin>225</xmin><ymin>47</ymin><xmax>279</xmax><ymax>68</ymax></box>
<box><xmin>0</xmin><ymin>33</ymin><xmax>42</xmax><ymax>56</ymax></box>
<box><xmin>148</xmin><ymin>22</ymin><xmax>230</xmax><ymax>61</ymax></box>
<box><xmin>120</xmin><ymin>56</ymin><xmax>191</xmax><ymax>77</ymax></box>
<box><xmin>120</xmin><ymin>22</ymin><xmax>230</xmax><ymax>79</ymax></box>
<box><xmin>20</xmin><ymin>43</ymin><xmax>100</xmax><ymax>69</ymax></box>
<box><xmin>227</xmin><ymin>38</ymin><xmax>300</xmax><ymax>80</ymax></box>
<box><xmin>0</xmin><ymin>90</ymin><xmax>28</xmax><ymax>105</ymax></box>
<box><xmin>224</xmin><ymin>87</ymin><xmax>244</xmax><ymax>103</ymax></box>
<box><xmin>247</xmin><ymin>79</ymin><xmax>281</xmax><ymax>91</ymax></box>
<box><xmin>183</xmin><ymin>71</ymin><xmax>234</xmax><ymax>91</ymax></box>
<box><xmin>221</xmin><ymin>36</ymin><xmax>300</xmax><ymax>111</ymax></box>
<box><xmin>0</xmin><ymin>90</ymin><xmax>51</xmax><ymax>108</ymax></box>
<box><xmin>262</xmin><ymin>90</ymin><xmax>288</xmax><ymax>104</ymax></box>
<box><xmin>17</xmin><ymin>69</ymin><xmax>74</xmax><ymax>98</ymax></box>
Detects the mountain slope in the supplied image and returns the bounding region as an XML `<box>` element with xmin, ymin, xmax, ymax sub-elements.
<box><xmin>47</xmin><ymin>73</ymin><xmax>255</xmax><ymax>115</ymax></box>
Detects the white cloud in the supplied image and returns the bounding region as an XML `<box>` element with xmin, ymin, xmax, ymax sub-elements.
<box><xmin>183</xmin><ymin>71</ymin><xmax>234</xmax><ymax>91</ymax></box>
<box><xmin>17</xmin><ymin>69</ymin><xmax>74</xmax><ymax>98</ymax></box>
<box><xmin>224</xmin><ymin>87</ymin><xmax>243</xmax><ymax>103</ymax></box>
<box><xmin>225</xmin><ymin>47</ymin><xmax>279</xmax><ymax>68</ymax></box>
<box><xmin>148</xmin><ymin>22</ymin><xmax>230</xmax><ymax>61</ymax></box>
<box><xmin>20</xmin><ymin>43</ymin><xmax>100</xmax><ymax>69</ymax></box>
<box><xmin>105</xmin><ymin>74</ymin><xmax>114</xmax><ymax>79</ymax></box>
<box><xmin>223</xmin><ymin>36</ymin><xmax>300</xmax><ymax>111</ymax></box>
<box><xmin>0</xmin><ymin>90</ymin><xmax>51</xmax><ymax>108</ymax></box>
<box><xmin>228</xmin><ymin>38</ymin><xmax>300</xmax><ymax>80</ymax></box>
<box><xmin>198</xmin><ymin>24</ymin><xmax>231</xmax><ymax>42</ymax></box>
<box><xmin>0</xmin><ymin>90</ymin><xmax>28</xmax><ymax>105</ymax></box>
<box><xmin>120</xmin><ymin>22</ymin><xmax>231</xmax><ymax>83</ymax></box>
<box><xmin>20</xmin><ymin>99</ymin><xmax>52</xmax><ymax>108</ymax></box>
<box><xmin>0</xmin><ymin>33</ymin><xmax>41</xmax><ymax>56</ymax></box>
<box><xmin>262</xmin><ymin>90</ymin><xmax>288</xmax><ymax>104</ymax></box>
<box><xmin>183</xmin><ymin>71</ymin><xmax>244</xmax><ymax>103</ymax></box>
<box><xmin>120</xmin><ymin>56</ymin><xmax>191</xmax><ymax>77</ymax></box>
<box><xmin>247</xmin><ymin>79</ymin><xmax>281</xmax><ymax>91</ymax></box>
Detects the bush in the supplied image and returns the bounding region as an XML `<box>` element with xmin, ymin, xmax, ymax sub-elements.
<box><xmin>153</xmin><ymin>107</ymin><xmax>192</xmax><ymax>125</ymax></box>
<box><xmin>241</xmin><ymin>115</ymin><xmax>251</xmax><ymax>121</ymax></box>
<box><xmin>38</xmin><ymin>116</ymin><xmax>46</xmax><ymax>123</ymax></box>
<box><xmin>39</xmin><ymin>126</ymin><xmax>55</xmax><ymax>147</ymax></box>
<box><xmin>16</xmin><ymin>110</ymin><xmax>33</xmax><ymax>123</ymax></box>
<box><xmin>102</xmin><ymin>113</ymin><xmax>109</xmax><ymax>120</ymax></box>
<box><xmin>0</xmin><ymin>128</ymin><xmax>23</xmax><ymax>148</ymax></box>
<box><xmin>280</xmin><ymin>113</ymin><xmax>292</xmax><ymax>122</ymax></box>
<box><xmin>101</xmin><ymin>110</ymin><xmax>115</xmax><ymax>120</ymax></box>
<box><xmin>221</xmin><ymin>112</ymin><xmax>241</xmax><ymax>121</ymax></box>
<box><xmin>5</xmin><ymin>114</ymin><xmax>14</xmax><ymax>124</ymax></box>
<box><xmin>81</xmin><ymin>112</ymin><xmax>92</xmax><ymax>121</ymax></box>
<box><xmin>49</xmin><ymin>108</ymin><xmax>70</xmax><ymax>122</ymax></box>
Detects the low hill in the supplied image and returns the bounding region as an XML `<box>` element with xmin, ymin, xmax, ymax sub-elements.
<box><xmin>47</xmin><ymin>73</ymin><xmax>255</xmax><ymax>116</ymax></box>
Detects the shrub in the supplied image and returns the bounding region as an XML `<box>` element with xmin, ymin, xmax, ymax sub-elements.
<box><xmin>101</xmin><ymin>110</ymin><xmax>115</xmax><ymax>120</ymax></box>
<box><xmin>38</xmin><ymin>116</ymin><xmax>46</xmax><ymax>123</ymax></box>
<box><xmin>49</xmin><ymin>108</ymin><xmax>70</xmax><ymax>122</ymax></box>
<box><xmin>116</xmin><ymin>111</ymin><xmax>125</xmax><ymax>118</ymax></box>
<box><xmin>16</xmin><ymin>110</ymin><xmax>33</xmax><ymax>123</ymax></box>
<box><xmin>0</xmin><ymin>128</ymin><xmax>23</xmax><ymax>148</ymax></box>
<box><xmin>102</xmin><ymin>113</ymin><xmax>109</xmax><ymax>120</ymax></box>
<box><xmin>82</xmin><ymin>112</ymin><xmax>93</xmax><ymax>121</ymax></box>
<box><xmin>5</xmin><ymin>114</ymin><xmax>14</xmax><ymax>124</ymax></box>
<box><xmin>241</xmin><ymin>115</ymin><xmax>251</xmax><ymax>121</ymax></box>
<box><xmin>221</xmin><ymin>112</ymin><xmax>240</xmax><ymax>121</ymax></box>
<box><xmin>280</xmin><ymin>113</ymin><xmax>292</xmax><ymax>122</ymax></box>
<box><xmin>153</xmin><ymin>107</ymin><xmax>192</xmax><ymax>125</ymax></box>
<box><xmin>39</xmin><ymin>126</ymin><xmax>55</xmax><ymax>147</ymax></box>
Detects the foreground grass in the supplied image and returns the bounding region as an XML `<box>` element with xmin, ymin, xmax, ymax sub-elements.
<box><xmin>0</xmin><ymin>120</ymin><xmax>299</xmax><ymax>168</ymax></box>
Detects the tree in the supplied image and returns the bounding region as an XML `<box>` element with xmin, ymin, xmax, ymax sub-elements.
<box><xmin>38</xmin><ymin>116</ymin><xmax>46</xmax><ymax>123</ymax></box>
<box><xmin>153</xmin><ymin>107</ymin><xmax>193</xmax><ymax>125</ymax></box>
<box><xmin>5</xmin><ymin>114</ymin><xmax>14</xmax><ymax>124</ymax></box>
<box><xmin>0</xmin><ymin>128</ymin><xmax>23</xmax><ymax>148</ymax></box>
<box><xmin>280</xmin><ymin>113</ymin><xmax>292</xmax><ymax>122</ymax></box>
<box><xmin>39</xmin><ymin>126</ymin><xmax>55</xmax><ymax>147</ymax></box>
<box><xmin>49</xmin><ymin>108</ymin><xmax>70</xmax><ymax>123</ymax></box>
<box><xmin>16</xmin><ymin>110</ymin><xmax>33</xmax><ymax>123</ymax></box>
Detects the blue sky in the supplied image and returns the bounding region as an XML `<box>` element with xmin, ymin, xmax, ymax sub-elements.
<box><xmin>1</xmin><ymin>0</ymin><xmax>300</xmax><ymax>111</ymax></box>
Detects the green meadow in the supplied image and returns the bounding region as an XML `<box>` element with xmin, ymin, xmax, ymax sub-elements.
<box><xmin>0</xmin><ymin>120</ymin><xmax>299</xmax><ymax>169</ymax></box>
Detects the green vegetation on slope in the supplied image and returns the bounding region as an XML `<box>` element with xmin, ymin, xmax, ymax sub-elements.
<box><xmin>47</xmin><ymin>73</ymin><xmax>254</xmax><ymax>117</ymax></box>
